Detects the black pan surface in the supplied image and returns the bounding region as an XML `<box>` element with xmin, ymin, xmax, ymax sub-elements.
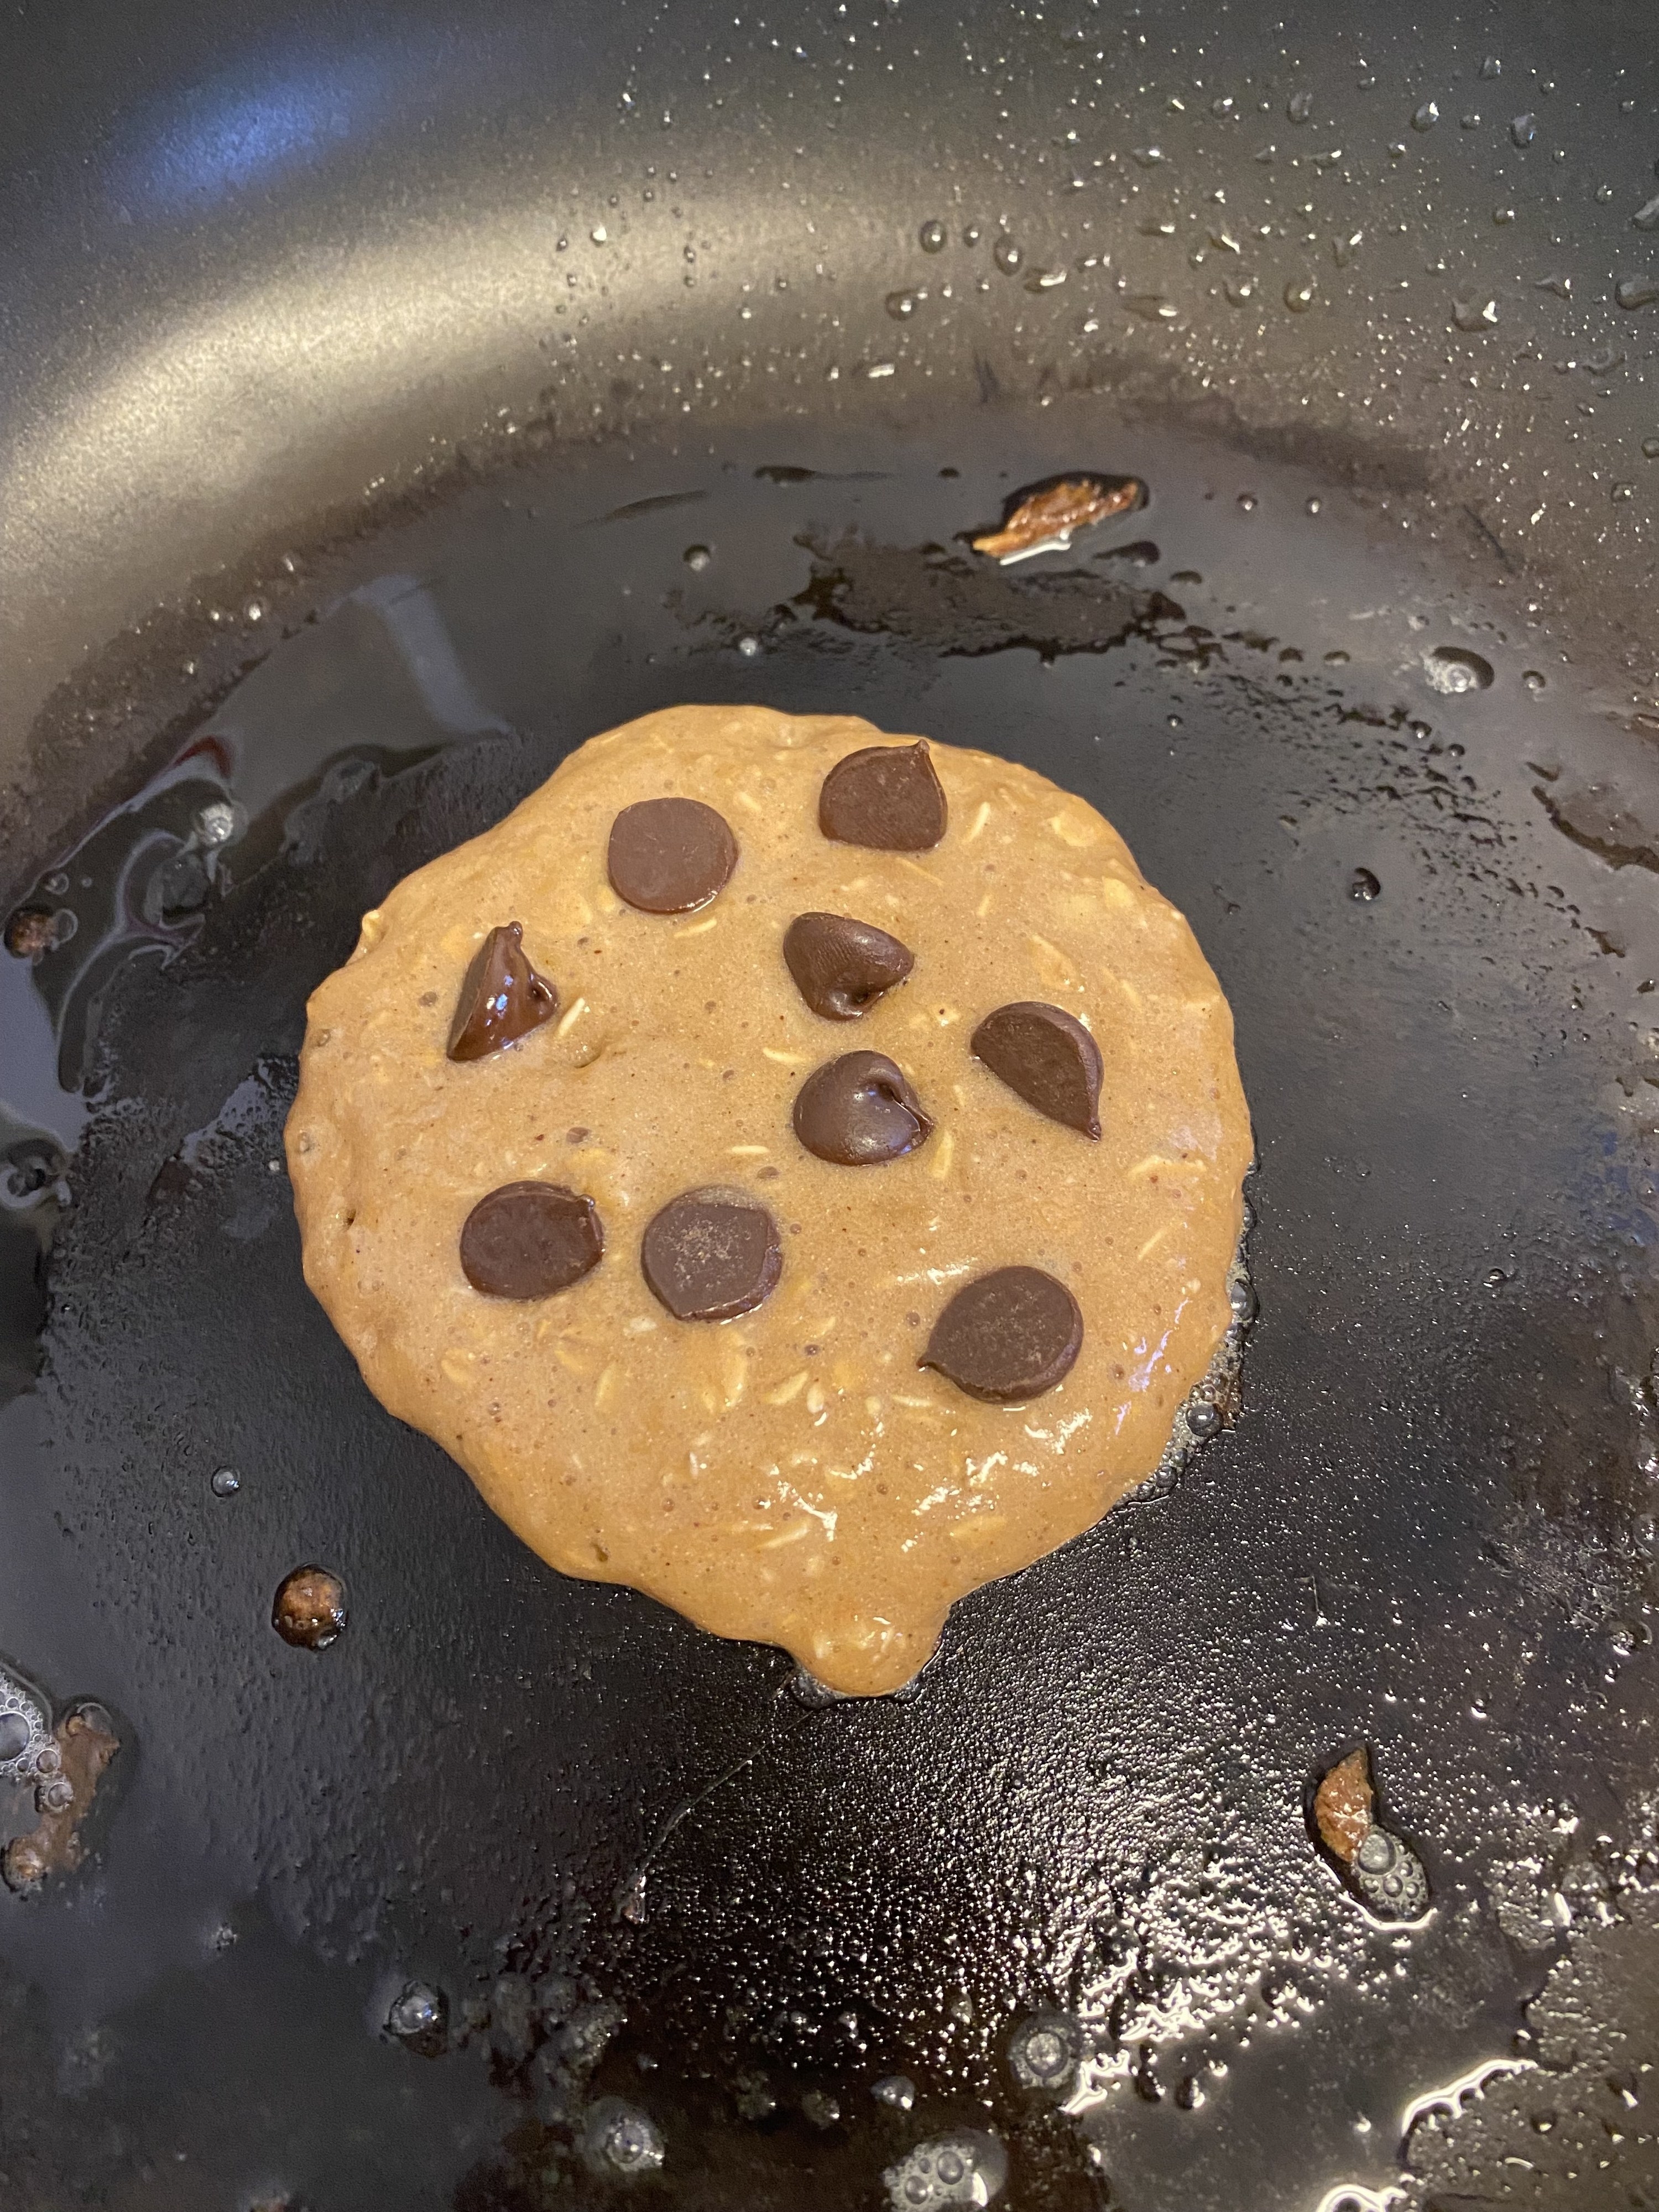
<box><xmin>2</xmin><ymin>4</ymin><xmax>1657</xmax><ymax>2209</ymax></box>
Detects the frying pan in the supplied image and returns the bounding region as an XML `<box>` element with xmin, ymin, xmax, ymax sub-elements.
<box><xmin>2</xmin><ymin>2</ymin><xmax>1657</xmax><ymax>2206</ymax></box>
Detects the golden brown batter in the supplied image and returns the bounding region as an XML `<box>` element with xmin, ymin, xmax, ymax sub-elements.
<box><xmin>286</xmin><ymin>706</ymin><xmax>1251</xmax><ymax>1694</ymax></box>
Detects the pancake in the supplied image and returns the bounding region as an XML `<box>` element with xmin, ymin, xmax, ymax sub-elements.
<box><xmin>285</xmin><ymin>705</ymin><xmax>1251</xmax><ymax>1694</ymax></box>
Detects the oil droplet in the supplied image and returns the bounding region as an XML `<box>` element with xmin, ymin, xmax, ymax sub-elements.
<box><xmin>1306</xmin><ymin>496</ymin><xmax>1322</xmax><ymax>515</ymax></box>
<box><xmin>1350</xmin><ymin>868</ymin><xmax>1382</xmax><ymax>901</ymax></box>
<box><xmin>886</xmin><ymin>290</ymin><xmax>919</xmax><ymax>320</ymax></box>
<box><xmin>273</xmin><ymin>1566</ymin><xmax>348</xmax><ymax>1650</ymax></box>
<box><xmin>1410</xmin><ymin>101</ymin><xmax>1439</xmax><ymax>132</ymax></box>
<box><xmin>1479</xmin><ymin>54</ymin><xmax>1501</xmax><ymax>78</ymax></box>
<box><xmin>0</xmin><ymin>1670</ymin><xmax>50</xmax><ymax>1780</ymax></box>
<box><xmin>1352</xmin><ymin>1825</ymin><xmax>1430</xmax><ymax>1918</ymax></box>
<box><xmin>1460</xmin><ymin>112</ymin><xmax>1481</xmax><ymax>129</ymax></box>
<box><xmin>919</xmin><ymin>219</ymin><xmax>947</xmax><ymax>253</ymax></box>
<box><xmin>1187</xmin><ymin>1400</ymin><xmax>1222</xmax><ymax>1438</ymax></box>
<box><xmin>1284</xmin><ymin>278</ymin><xmax>1317</xmax><ymax>312</ymax></box>
<box><xmin>590</xmin><ymin>225</ymin><xmax>608</xmax><ymax>243</ymax></box>
<box><xmin>210</xmin><ymin>1467</ymin><xmax>241</xmax><ymax>1497</ymax></box>
<box><xmin>1510</xmin><ymin>113</ymin><xmax>1536</xmax><ymax>147</ymax></box>
<box><xmin>1223</xmin><ymin>275</ymin><xmax>1255</xmax><ymax>305</ymax></box>
<box><xmin>244</xmin><ymin>597</ymin><xmax>269</xmax><ymax>625</ymax></box>
<box><xmin>1642</xmin><ymin>438</ymin><xmax>1659</xmax><ymax>459</ymax></box>
<box><xmin>1452</xmin><ymin>296</ymin><xmax>1499</xmax><ymax>332</ymax></box>
<box><xmin>1324</xmin><ymin>648</ymin><xmax>1350</xmax><ymax>665</ymax></box>
<box><xmin>584</xmin><ymin>2098</ymin><xmax>665</xmax><ymax>2175</ymax></box>
<box><xmin>737</xmin><ymin>635</ymin><xmax>762</xmax><ymax>659</ymax></box>
<box><xmin>884</xmin><ymin>2130</ymin><xmax>1008</xmax><ymax>2210</ymax></box>
<box><xmin>1123</xmin><ymin>294</ymin><xmax>1177</xmax><ymax>320</ymax></box>
<box><xmin>1522</xmin><ymin>670</ymin><xmax>1546</xmax><ymax>692</ymax></box>
<box><xmin>1612</xmin><ymin>482</ymin><xmax>1635</xmax><ymax>503</ymax></box>
<box><xmin>1615</xmin><ymin>279</ymin><xmax>1659</xmax><ymax>311</ymax></box>
<box><xmin>992</xmin><ymin>235</ymin><xmax>1022</xmax><ymax>274</ymax></box>
<box><xmin>1634</xmin><ymin>195</ymin><xmax>1659</xmax><ymax>232</ymax></box>
<box><xmin>1286</xmin><ymin>91</ymin><xmax>1313</xmax><ymax>124</ymax></box>
<box><xmin>1008</xmin><ymin>2013</ymin><xmax>1080</xmax><ymax>2088</ymax></box>
<box><xmin>873</xmin><ymin>2075</ymin><xmax>917</xmax><ymax>2110</ymax></box>
<box><xmin>387</xmin><ymin>1981</ymin><xmax>447</xmax><ymax>2044</ymax></box>
<box><xmin>1237</xmin><ymin>492</ymin><xmax>1258</xmax><ymax>513</ymax></box>
<box><xmin>683</xmin><ymin>544</ymin><xmax>712</xmax><ymax>571</ymax></box>
<box><xmin>195</xmin><ymin>799</ymin><xmax>243</xmax><ymax>847</ymax></box>
<box><xmin>1425</xmin><ymin>645</ymin><xmax>1495</xmax><ymax>693</ymax></box>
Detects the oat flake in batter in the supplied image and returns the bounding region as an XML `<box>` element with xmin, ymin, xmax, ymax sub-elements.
<box><xmin>286</xmin><ymin>705</ymin><xmax>1251</xmax><ymax>1695</ymax></box>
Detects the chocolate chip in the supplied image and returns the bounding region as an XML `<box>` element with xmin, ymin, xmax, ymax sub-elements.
<box><xmin>818</xmin><ymin>740</ymin><xmax>947</xmax><ymax>850</ymax></box>
<box><xmin>608</xmin><ymin>797</ymin><xmax>738</xmax><ymax>912</ymax></box>
<box><xmin>784</xmin><ymin>912</ymin><xmax>915</xmax><ymax>1019</ymax></box>
<box><xmin>459</xmin><ymin>1182</ymin><xmax>604</xmax><ymax>1299</ymax></box>
<box><xmin>447</xmin><ymin>923</ymin><xmax>558</xmax><ymax>1060</ymax></box>
<box><xmin>920</xmin><ymin>1267</ymin><xmax>1083</xmax><ymax>1401</ymax></box>
<box><xmin>792</xmin><ymin>1052</ymin><xmax>933</xmax><ymax>1166</ymax></box>
<box><xmin>971</xmin><ymin>1001</ymin><xmax>1103</xmax><ymax>1137</ymax></box>
<box><xmin>641</xmin><ymin>1187</ymin><xmax>782</xmax><ymax>1320</ymax></box>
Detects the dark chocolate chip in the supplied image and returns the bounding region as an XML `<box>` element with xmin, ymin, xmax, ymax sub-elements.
<box><xmin>460</xmin><ymin>1182</ymin><xmax>604</xmax><ymax>1299</ymax></box>
<box><xmin>971</xmin><ymin>1001</ymin><xmax>1103</xmax><ymax>1137</ymax></box>
<box><xmin>783</xmin><ymin>911</ymin><xmax>915</xmax><ymax>1019</ymax></box>
<box><xmin>608</xmin><ymin>796</ymin><xmax>738</xmax><ymax>912</ymax></box>
<box><xmin>447</xmin><ymin>924</ymin><xmax>559</xmax><ymax>1060</ymax></box>
<box><xmin>920</xmin><ymin>1266</ymin><xmax>1083</xmax><ymax>1401</ymax></box>
<box><xmin>641</xmin><ymin>1187</ymin><xmax>782</xmax><ymax>1321</ymax></box>
<box><xmin>792</xmin><ymin>1051</ymin><xmax>933</xmax><ymax>1166</ymax></box>
<box><xmin>818</xmin><ymin>740</ymin><xmax>947</xmax><ymax>851</ymax></box>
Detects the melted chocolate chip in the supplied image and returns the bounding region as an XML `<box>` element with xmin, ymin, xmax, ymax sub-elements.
<box><xmin>921</xmin><ymin>1266</ymin><xmax>1083</xmax><ymax>1401</ymax></box>
<box><xmin>608</xmin><ymin>797</ymin><xmax>738</xmax><ymax>912</ymax></box>
<box><xmin>641</xmin><ymin>1187</ymin><xmax>782</xmax><ymax>1320</ymax></box>
<box><xmin>447</xmin><ymin>923</ymin><xmax>559</xmax><ymax>1060</ymax></box>
<box><xmin>783</xmin><ymin>912</ymin><xmax>915</xmax><ymax>1019</ymax></box>
<box><xmin>818</xmin><ymin>740</ymin><xmax>947</xmax><ymax>850</ymax></box>
<box><xmin>792</xmin><ymin>1052</ymin><xmax>933</xmax><ymax>1166</ymax></box>
<box><xmin>460</xmin><ymin>1182</ymin><xmax>604</xmax><ymax>1299</ymax></box>
<box><xmin>972</xmin><ymin>1001</ymin><xmax>1103</xmax><ymax>1137</ymax></box>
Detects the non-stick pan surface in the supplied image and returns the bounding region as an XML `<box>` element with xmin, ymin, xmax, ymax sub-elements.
<box><xmin>2</xmin><ymin>6</ymin><xmax>1657</xmax><ymax>2209</ymax></box>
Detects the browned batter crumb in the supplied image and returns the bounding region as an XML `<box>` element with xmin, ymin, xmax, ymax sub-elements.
<box><xmin>1313</xmin><ymin>1746</ymin><xmax>1374</xmax><ymax>1865</ymax></box>
<box><xmin>972</xmin><ymin>478</ymin><xmax>1142</xmax><ymax>561</ymax></box>
<box><xmin>2</xmin><ymin>1704</ymin><xmax>120</xmax><ymax>1893</ymax></box>
<box><xmin>3</xmin><ymin>905</ymin><xmax>58</xmax><ymax>960</ymax></box>
<box><xmin>273</xmin><ymin>1565</ymin><xmax>349</xmax><ymax>1650</ymax></box>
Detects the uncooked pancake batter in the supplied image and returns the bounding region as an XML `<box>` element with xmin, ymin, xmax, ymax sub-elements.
<box><xmin>286</xmin><ymin>706</ymin><xmax>1251</xmax><ymax>1694</ymax></box>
